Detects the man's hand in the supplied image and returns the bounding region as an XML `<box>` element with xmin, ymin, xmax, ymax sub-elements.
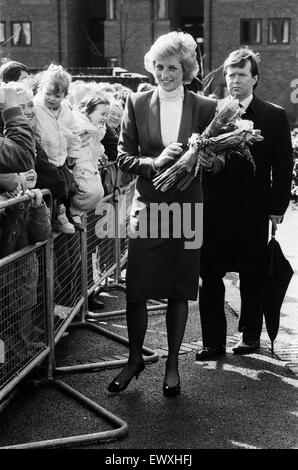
<box><xmin>196</xmin><ymin>149</ymin><xmax>218</xmax><ymax>172</ymax></box>
<box><xmin>269</xmin><ymin>214</ymin><xmax>284</xmax><ymax>232</ymax></box>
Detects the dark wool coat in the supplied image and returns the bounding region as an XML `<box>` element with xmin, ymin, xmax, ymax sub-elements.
<box><xmin>0</xmin><ymin>107</ymin><xmax>35</xmax><ymax>173</ymax></box>
<box><xmin>201</xmin><ymin>94</ymin><xmax>293</xmax><ymax>275</ymax></box>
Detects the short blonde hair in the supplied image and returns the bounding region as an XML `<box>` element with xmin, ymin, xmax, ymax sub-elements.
<box><xmin>38</xmin><ymin>63</ymin><xmax>71</xmax><ymax>96</ymax></box>
<box><xmin>144</xmin><ymin>31</ymin><xmax>199</xmax><ymax>84</ymax></box>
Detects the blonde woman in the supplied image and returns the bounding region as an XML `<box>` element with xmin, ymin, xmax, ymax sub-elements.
<box><xmin>108</xmin><ymin>31</ymin><xmax>221</xmax><ymax>397</ymax></box>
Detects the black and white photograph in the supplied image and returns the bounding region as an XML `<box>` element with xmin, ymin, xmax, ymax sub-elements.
<box><xmin>0</xmin><ymin>0</ymin><xmax>297</xmax><ymax>457</ymax></box>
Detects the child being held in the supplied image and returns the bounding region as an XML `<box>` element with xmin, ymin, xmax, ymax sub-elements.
<box><xmin>33</xmin><ymin>63</ymin><xmax>82</xmax><ymax>234</ymax></box>
<box><xmin>70</xmin><ymin>94</ymin><xmax>110</xmax><ymax>229</ymax></box>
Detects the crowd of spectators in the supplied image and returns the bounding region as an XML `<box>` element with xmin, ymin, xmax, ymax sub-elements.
<box><xmin>0</xmin><ymin>57</ymin><xmax>138</xmax><ymax>236</ymax></box>
<box><xmin>0</xmin><ymin>58</ymin><xmax>141</xmax><ymax>370</ymax></box>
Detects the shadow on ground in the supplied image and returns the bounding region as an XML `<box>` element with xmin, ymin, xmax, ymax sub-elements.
<box><xmin>0</xmin><ymin>288</ymin><xmax>297</xmax><ymax>449</ymax></box>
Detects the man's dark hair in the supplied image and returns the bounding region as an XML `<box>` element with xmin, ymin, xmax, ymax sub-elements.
<box><xmin>223</xmin><ymin>47</ymin><xmax>260</xmax><ymax>89</ymax></box>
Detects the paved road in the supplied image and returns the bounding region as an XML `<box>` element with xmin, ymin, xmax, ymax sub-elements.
<box><xmin>225</xmin><ymin>200</ymin><xmax>298</xmax><ymax>374</ymax></box>
<box><xmin>0</xmin><ymin>202</ymin><xmax>297</xmax><ymax>450</ymax></box>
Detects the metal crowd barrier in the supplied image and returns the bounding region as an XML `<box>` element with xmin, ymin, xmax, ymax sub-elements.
<box><xmin>0</xmin><ymin>189</ymin><xmax>53</xmax><ymax>398</ymax></box>
<box><xmin>0</xmin><ymin>167</ymin><xmax>163</xmax><ymax>448</ymax></box>
<box><xmin>54</xmin><ymin>175</ymin><xmax>161</xmax><ymax>375</ymax></box>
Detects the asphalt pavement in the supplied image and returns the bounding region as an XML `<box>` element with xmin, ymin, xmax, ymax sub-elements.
<box><xmin>0</xmin><ymin>203</ymin><xmax>297</xmax><ymax>451</ymax></box>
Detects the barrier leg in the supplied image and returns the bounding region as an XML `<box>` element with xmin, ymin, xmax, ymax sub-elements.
<box><xmin>0</xmin><ymin>378</ymin><xmax>128</xmax><ymax>449</ymax></box>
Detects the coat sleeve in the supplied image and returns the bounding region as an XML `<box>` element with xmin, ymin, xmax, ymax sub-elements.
<box><xmin>27</xmin><ymin>202</ymin><xmax>52</xmax><ymax>243</ymax></box>
<box><xmin>101</xmin><ymin>125</ymin><xmax>119</xmax><ymax>162</ymax></box>
<box><xmin>269</xmin><ymin>107</ymin><xmax>293</xmax><ymax>215</ymax></box>
<box><xmin>66</xmin><ymin>111</ymin><xmax>82</xmax><ymax>161</ymax></box>
<box><xmin>117</xmin><ymin>95</ymin><xmax>156</xmax><ymax>179</ymax></box>
<box><xmin>0</xmin><ymin>107</ymin><xmax>36</xmax><ymax>173</ymax></box>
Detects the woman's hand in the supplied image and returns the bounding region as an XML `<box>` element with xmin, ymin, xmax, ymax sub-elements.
<box><xmin>153</xmin><ymin>142</ymin><xmax>183</xmax><ymax>170</ymax></box>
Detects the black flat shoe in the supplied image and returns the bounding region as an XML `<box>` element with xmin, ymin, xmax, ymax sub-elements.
<box><xmin>195</xmin><ymin>346</ymin><xmax>226</xmax><ymax>361</ymax></box>
<box><xmin>163</xmin><ymin>380</ymin><xmax>181</xmax><ymax>397</ymax></box>
<box><xmin>107</xmin><ymin>362</ymin><xmax>145</xmax><ymax>393</ymax></box>
<box><xmin>233</xmin><ymin>340</ymin><xmax>260</xmax><ymax>355</ymax></box>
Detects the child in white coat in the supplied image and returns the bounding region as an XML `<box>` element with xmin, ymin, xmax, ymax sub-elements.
<box><xmin>70</xmin><ymin>94</ymin><xmax>110</xmax><ymax>228</ymax></box>
<box><xmin>33</xmin><ymin>63</ymin><xmax>82</xmax><ymax>234</ymax></box>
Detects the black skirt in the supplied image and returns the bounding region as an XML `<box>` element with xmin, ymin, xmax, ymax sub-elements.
<box><xmin>125</xmin><ymin>176</ymin><xmax>203</xmax><ymax>302</ymax></box>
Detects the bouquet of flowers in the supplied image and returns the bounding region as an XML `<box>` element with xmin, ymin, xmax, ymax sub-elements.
<box><xmin>291</xmin><ymin>128</ymin><xmax>298</xmax><ymax>200</ymax></box>
<box><xmin>153</xmin><ymin>98</ymin><xmax>264</xmax><ymax>192</ymax></box>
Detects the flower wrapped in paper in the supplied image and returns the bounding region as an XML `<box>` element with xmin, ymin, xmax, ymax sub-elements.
<box><xmin>153</xmin><ymin>98</ymin><xmax>264</xmax><ymax>193</ymax></box>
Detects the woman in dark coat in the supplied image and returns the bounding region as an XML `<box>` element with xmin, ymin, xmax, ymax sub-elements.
<box><xmin>107</xmin><ymin>31</ymin><xmax>219</xmax><ymax>396</ymax></box>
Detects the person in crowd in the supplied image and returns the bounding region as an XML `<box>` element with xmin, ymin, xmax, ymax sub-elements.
<box><xmin>196</xmin><ymin>47</ymin><xmax>293</xmax><ymax>360</ymax></box>
<box><xmin>0</xmin><ymin>170</ymin><xmax>51</xmax><ymax>364</ymax></box>
<box><xmin>8</xmin><ymin>81</ymin><xmax>74</xmax><ymax>203</ymax></box>
<box><xmin>72</xmin><ymin>94</ymin><xmax>112</xmax><ymax>311</ymax></box>
<box><xmin>108</xmin><ymin>31</ymin><xmax>219</xmax><ymax>396</ymax></box>
<box><xmin>0</xmin><ymin>59</ymin><xmax>29</xmax><ymax>83</ymax></box>
<box><xmin>68</xmin><ymin>80</ymin><xmax>94</xmax><ymax>109</ymax></box>
<box><xmin>107</xmin><ymin>98</ymin><xmax>124</xmax><ymax>135</ymax></box>
<box><xmin>33</xmin><ymin>63</ymin><xmax>82</xmax><ymax>234</ymax></box>
<box><xmin>0</xmin><ymin>83</ymin><xmax>35</xmax><ymax>172</ymax></box>
<box><xmin>70</xmin><ymin>95</ymin><xmax>108</xmax><ymax>229</ymax></box>
<box><xmin>136</xmin><ymin>82</ymin><xmax>156</xmax><ymax>93</ymax></box>
<box><xmin>97</xmin><ymin>82</ymin><xmax>116</xmax><ymax>94</ymax></box>
<box><xmin>108</xmin><ymin>97</ymin><xmax>134</xmax><ymax>189</ymax></box>
<box><xmin>112</xmin><ymin>84</ymin><xmax>132</xmax><ymax>106</ymax></box>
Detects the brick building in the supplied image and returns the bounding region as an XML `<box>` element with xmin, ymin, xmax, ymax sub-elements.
<box><xmin>0</xmin><ymin>0</ymin><xmax>204</xmax><ymax>70</ymax></box>
<box><xmin>204</xmin><ymin>0</ymin><xmax>298</xmax><ymax>126</ymax></box>
<box><xmin>104</xmin><ymin>0</ymin><xmax>203</xmax><ymax>72</ymax></box>
<box><xmin>0</xmin><ymin>0</ymin><xmax>297</xmax><ymax>124</ymax></box>
<box><xmin>0</xmin><ymin>0</ymin><xmax>107</xmax><ymax>68</ymax></box>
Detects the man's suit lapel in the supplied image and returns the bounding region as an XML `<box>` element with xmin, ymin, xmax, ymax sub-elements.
<box><xmin>243</xmin><ymin>94</ymin><xmax>260</xmax><ymax>120</ymax></box>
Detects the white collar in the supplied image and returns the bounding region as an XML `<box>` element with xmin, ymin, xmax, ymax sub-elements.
<box><xmin>240</xmin><ymin>94</ymin><xmax>253</xmax><ymax>110</ymax></box>
<box><xmin>158</xmin><ymin>84</ymin><xmax>184</xmax><ymax>102</ymax></box>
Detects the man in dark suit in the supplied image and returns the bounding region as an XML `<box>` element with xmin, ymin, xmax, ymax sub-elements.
<box><xmin>196</xmin><ymin>47</ymin><xmax>293</xmax><ymax>359</ymax></box>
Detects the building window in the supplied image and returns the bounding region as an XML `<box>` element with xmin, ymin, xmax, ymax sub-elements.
<box><xmin>0</xmin><ymin>22</ymin><xmax>5</xmax><ymax>44</ymax></box>
<box><xmin>11</xmin><ymin>22</ymin><xmax>32</xmax><ymax>46</ymax></box>
<box><xmin>107</xmin><ymin>0</ymin><xmax>116</xmax><ymax>20</ymax></box>
<box><xmin>157</xmin><ymin>0</ymin><xmax>168</xmax><ymax>19</ymax></box>
<box><xmin>268</xmin><ymin>18</ymin><xmax>290</xmax><ymax>44</ymax></box>
<box><xmin>240</xmin><ymin>19</ymin><xmax>262</xmax><ymax>44</ymax></box>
